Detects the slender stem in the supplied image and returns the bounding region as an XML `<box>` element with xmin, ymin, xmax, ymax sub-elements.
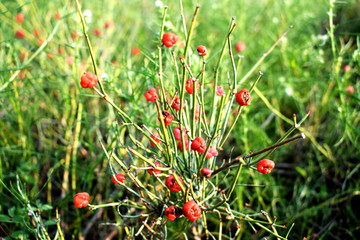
<box><xmin>238</xmin><ymin>25</ymin><xmax>293</xmax><ymax>86</ymax></box>
<box><xmin>209</xmin><ymin>18</ymin><xmax>236</xmax><ymax>128</ymax></box>
<box><xmin>75</xmin><ymin>0</ymin><xmax>105</xmax><ymax>93</ymax></box>
<box><xmin>219</xmin><ymin>72</ymin><xmax>263</xmax><ymax>148</ymax></box>
<box><xmin>158</xmin><ymin>6</ymin><xmax>168</xmax><ymax>105</ymax></box>
<box><xmin>212</xmin><ymin>134</ymin><xmax>305</xmax><ymax>176</ymax></box>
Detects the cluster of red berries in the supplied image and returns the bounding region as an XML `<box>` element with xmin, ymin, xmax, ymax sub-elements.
<box><xmin>164</xmin><ymin>200</ymin><xmax>202</xmax><ymax>221</ymax></box>
<box><xmin>144</xmin><ymin>88</ymin><xmax>159</xmax><ymax>102</ymax></box>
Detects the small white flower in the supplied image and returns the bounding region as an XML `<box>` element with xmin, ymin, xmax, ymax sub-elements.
<box><xmin>285</xmin><ymin>87</ymin><xmax>293</xmax><ymax>95</ymax></box>
<box><xmin>83</xmin><ymin>9</ymin><xmax>92</xmax><ymax>24</ymax></box>
<box><xmin>155</xmin><ymin>0</ymin><xmax>163</xmax><ymax>8</ymax></box>
<box><xmin>101</xmin><ymin>73</ymin><xmax>108</xmax><ymax>80</ymax></box>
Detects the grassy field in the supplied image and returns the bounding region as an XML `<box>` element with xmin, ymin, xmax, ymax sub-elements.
<box><xmin>1</xmin><ymin>0</ymin><xmax>359</xmax><ymax>239</ymax></box>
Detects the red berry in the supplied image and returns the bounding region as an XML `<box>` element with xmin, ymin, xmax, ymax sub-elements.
<box><xmin>93</xmin><ymin>28</ymin><xmax>101</xmax><ymax>36</ymax></box>
<box><xmin>72</xmin><ymin>31</ymin><xmax>78</xmax><ymax>40</ymax></box>
<box><xmin>16</xmin><ymin>13</ymin><xmax>24</xmax><ymax>23</ymax></box>
<box><xmin>216</xmin><ymin>86</ymin><xmax>225</xmax><ymax>96</ymax></box>
<box><xmin>33</xmin><ymin>29</ymin><xmax>40</xmax><ymax>37</ymax></box>
<box><xmin>164</xmin><ymin>206</ymin><xmax>178</xmax><ymax>221</ymax></box>
<box><xmin>55</xmin><ymin>12</ymin><xmax>60</xmax><ymax>20</ymax></box>
<box><xmin>191</xmin><ymin>137</ymin><xmax>206</xmax><ymax>153</ymax></box>
<box><xmin>173</xmin><ymin>126</ymin><xmax>187</xmax><ymax>140</ymax></box>
<box><xmin>18</xmin><ymin>71</ymin><xmax>26</xmax><ymax>79</ymax></box>
<box><xmin>158</xmin><ymin>110</ymin><xmax>174</xmax><ymax>126</ymax></box>
<box><xmin>162</xmin><ymin>32</ymin><xmax>178</xmax><ymax>48</ymax></box>
<box><xmin>111</xmin><ymin>173</ymin><xmax>125</xmax><ymax>184</ymax></box>
<box><xmin>182</xmin><ymin>200</ymin><xmax>202</xmax><ymax>221</ymax></box>
<box><xmin>197</xmin><ymin>45</ymin><xmax>207</xmax><ymax>56</ymax></box>
<box><xmin>195</xmin><ymin>105</ymin><xmax>200</xmax><ymax>120</ymax></box>
<box><xmin>104</xmin><ymin>21</ymin><xmax>114</xmax><ymax>29</ymax></box>
<box><xmin>74</xmin><ymin>192</ymin><xmax>90</xmax><ymax>208</ymax></box>
<box><xmin>257</xmin><ymin>159</ymin><xmax>275</xmax><ymax>174</ymax></box>
<box><xmin>80</xmin><ymin>72</ymin><xmax>99</xmax><ymax>88</ymax></box>
<box><xmin>144</xmin><ymin>88</ymin><xmax>158</xmax><ymax>102</ymax></box>
<box><xmin>185</xmin><ymin>78</ymin><xmax>200</xmax><ymax>94</ymax></box>
<box><xmin>37</xmin><ymin>38</ymin><xmax>44</xmax><ymax>45</ymax></box>
<box><xmin>165</xmin><ymin>175</ymin><xmax>183</xmax><ymax>192</ymax></box>
<box><xmin>346</xmin><ymin>85</ymin><xmax>354</xmax><ymax>94</ymax></box>
<box><xmin>16</xmin><ymin>30</ymin><xmax>24</xmax><ymax>39</ymax></box>
<box><xmin>67</xmin><ymin>56</ymin><xmax>74</xmax><ymax>65</ymax></box>
<box><xmin>201</xmin><ymin>168</ymin><xmax>212</xmax><ymax>178</ymax></box>
<box><xmin>131</xmin><ymin>47</ymin><xmax>140</xmax><ymax>56</ymax></box>
<box><xmin>147</xmin><ymin>161</ymin><xmax>162</xmax><ymax>175</ymax></box>
<box><xmin>177</xmin><ymin>139</ymin><xmax>189</xmax><ymax>152</ymax></box>
<box><xmin>150</xmin><ymin>132</ymin><xmax>161</xmax><ymax>147</ymax></box>
<box><xmin>343</xmin><ymin>64</ymin><xmax>350</xmax><ymax>72</ymax></box>
<box><xmin>58</xmin><ymin>47</ymin><xmax>64</xmax><ymax>55</ymax></box>
<box><xmin>46</xmin><ymin>52</ymin><xmax>53</xmax><ymax>59</ymax></box>
<box><xmin>205</xmin><ymin>146</ymin><xmax>218</xmax><ymax>159</ymax></box>
<box><xmin>235</xmin><ymin>41</ymin><xmax>246</xmax><ymax>52</ymax></box>
<box><xmin>171</xmin><ymin>96</ymin><xmax>184</xmax><ymax>111</ymax></box>
<box><xmin>235</xmin><ymin>88</ymin><xmax>251</xmax><ymax>106</ymax></box>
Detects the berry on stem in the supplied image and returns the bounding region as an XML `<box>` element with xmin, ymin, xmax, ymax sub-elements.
<box><xmin>80</xmin><ymin>72</ymin><xmax>98</xmax><ymax>88</ymax></box>
<box><xmin>158</xmin><ymin>110</ymin><xmax>174</xmax><ymax>126</ymax></box>
<box><xmin>74</xmin><ymin>192</ymin><xmax>90</xmax><ymax>208</ymax></box>
<box><xmin>205</xmin><ymin>146</ymin><xmax>218</xmax><ymax>159</ymax></box>
<box><xmin>162</xmin><ymin>32</ymin><xmax>179</xmax><ymax>48</ymax></box>
<box><xmin>165</xmin><ymin>175</ymin><xmax>183</xmax><ymax>192</ymax></box>
<box><xmin>201</xmin><ymin>168</ymin><xmax>213</xmax><ymax>178</ymax></box>
<box><xmin>171</xmin><ymin>96</ymin><xmax>184</xmax><ymax>111</ymax></box>
<box><xmin>147</xmin><ymin>161</ymin><xmax>162</xmax><ymax>175</ymax></box>
<box><xmin>144</xmin><ymin>88</ymin><xmax>159</xmax><ymax>102</ymax></box>
<box><xmin>174</xmin><ymin>126</ymin><xmax>187</xmax><ymax>140</ymax></box>
<box><xmin>191</xmin><ymin>137</ymin><xmax>206</xmax><ymax>153</ymax></box>
<box><xmin>182</xmin><ymin>200</ymin><xmax>202</xmax><ymax>221</ymax></box>
<box><xmin>235</xmin><ymin>88</ymin><xmax>251</xmax><ymax>106</ymax></box>
<box><xmin>197</xmin><ymin>45</ymin><xmax>207</xmax><ymax>56</ymax></box>
<box><xmin>149</xmin><ymin>132</ymin><xmax>161</xmax><ymax>147</ymax></box>
<box><xmin>16</xmin><ymin>13</ymin><xmax>24</xmax><ymax>23</ymax></box>
<box><xmin>185</xmin><ymin>78</ymin><xmax>200</xmax><ymax>94</ymax></box>
<box><xmin>131</xmin><ymin>47</ymin><xmax>140</xmax><ymax>56</ymax></box>
<box><xmin>164</xmin><ymin>206</ymin><xmax>181</xmax><ymax>221</ymax></box>
<box><xmin>257</xmin><ymin>159</ymin><xmax>275</xmax><ymax>174</ymax></box>
<box><xmin>177</xmin><ymin>139</ymin><xmax>189</xmax><ymax>152</ymax></box>
<box><xmin>33</xmin><ymin>29</ymin><xmax>40</xmax><ymax>37</ymax></box>
<box><xmin>216</xmin><ymin>86</ymin><xmax>225</xmax><ymax>96</ymax></box>
<box><xmin>111</xmin><ymin>173</ymin><xmax>125</xmax><ymax>184</ymax></box>
<box><xmin>16</xmin><ymin>30</ymin><xmax>24</xmax><ymax>39</ymax></box>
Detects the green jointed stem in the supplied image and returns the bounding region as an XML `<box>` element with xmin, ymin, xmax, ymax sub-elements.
<box><xmin>75</xmin><ymin>0</ymin><xmax>105</xmax><ymax>94</ymax></box>
<box><xmin>158</xmin><ymin>6</ymin><xmax>168</xmax><ymax>105</ymax></box>
<box><xmin>178</xmin><ymin>5</ymin><xmax>200</xmax><ymax>173</ymax></box>
<box><xmin>219</xmin><ymin>73</ymin><xmax>263</xmax><ymax>148</ymax></box>
<box><xmin>209</xmin><ymin>18</ymin><xmax>236</xmax><ymax>129</ymax></box>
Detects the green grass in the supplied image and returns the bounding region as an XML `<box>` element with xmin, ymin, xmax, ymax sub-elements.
<box><xmin>1</xmin><ymin>0</ymin><xmax>360</xmax><ymax>239</ymax></box>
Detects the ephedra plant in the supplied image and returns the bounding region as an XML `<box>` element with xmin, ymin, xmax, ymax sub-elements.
<box><xmin>74</xmin><ymin>1</ymin><xmax>308</xmax><ymax>239</ymax></box>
